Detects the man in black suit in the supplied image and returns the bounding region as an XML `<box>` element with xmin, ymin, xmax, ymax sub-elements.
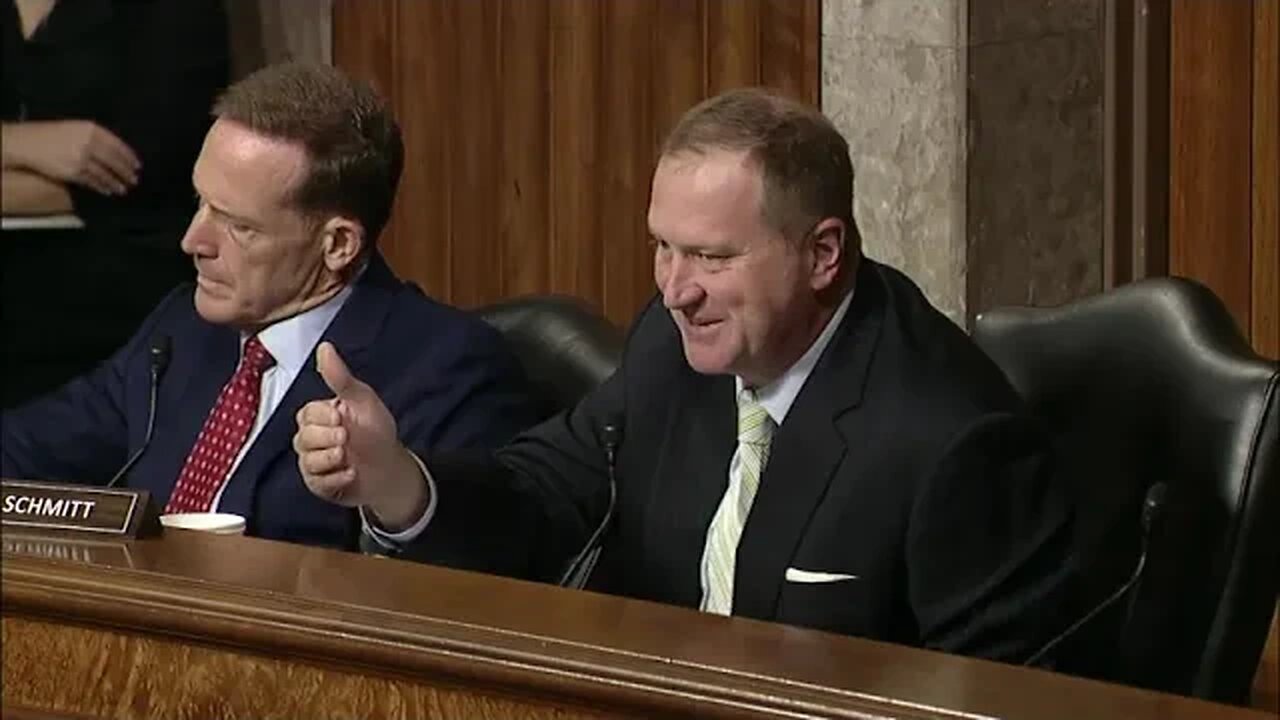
<box><xmin>294</xmin><ymin>88</ymin><xmax>1074</xmax><ymax>663</ymax></box>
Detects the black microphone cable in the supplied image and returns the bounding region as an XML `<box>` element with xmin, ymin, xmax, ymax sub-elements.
<box><xmin>1023</xmin><ymin>482</ymin><xmax>1168</xmax><ymax>667</ymax></box>
<box><xmin>558</xmin><ymin>421</ymin><xmax>622</xmax><ymax>589</ymax></box>
<box><xmin>106</xmin><ymin>336</ymin><xmax>172</xmax><ymax>488</ymax></box>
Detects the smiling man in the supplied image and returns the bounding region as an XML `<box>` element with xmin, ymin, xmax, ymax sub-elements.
<box><xmin>294</xmin><ymin>88</ymin><xmax>1075</xmax><ymax>663</ymax></box>
<box><xmin>1</xmin><ymin>62</ymin><xmax>539</xmax><ymax>548</ymax></box>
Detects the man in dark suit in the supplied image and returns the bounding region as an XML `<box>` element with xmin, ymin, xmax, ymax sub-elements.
<box><xmin>295</xmin><ymin>89</ymin><xmax>1074</xmax><ymax>662</ymax></box>
<box><xmin>1</xmin><ymin>62</ymin><xmax>538</xmax><ymax>549</ymax></box>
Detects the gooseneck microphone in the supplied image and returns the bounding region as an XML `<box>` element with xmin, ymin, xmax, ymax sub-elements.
<box><xmin>106</xmin><ymin>336</ymin><xmax>172</xmax><ymax>488</ymax></box>
<box><xmin>1023</xmin><ymin>482</ymin><xmax>1169</xmax><ymax>667</ymax></box>
<box><xmin>558</xmin><ymin>420</ymin><xmax>623</xmax><ymax>589</ymax></box>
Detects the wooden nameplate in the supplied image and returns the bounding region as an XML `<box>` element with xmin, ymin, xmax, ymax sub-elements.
<box><xmin>1</xmin><ymin>479</ymin><xmax>161</xmax><ymax>539</ymax></box>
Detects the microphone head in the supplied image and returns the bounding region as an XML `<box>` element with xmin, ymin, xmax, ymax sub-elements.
<box><xmin>601</xmin><ymin>418</ymin><xmax>623</xmax><ymax>451</ymax></box>
<box><xmin>1141</xmin><ymin>482</ymin><xmax>1168</xmax><ymax>532</ymax></box>
<box><xmin>149</xmin><ymin>335</ymin><xmax>172</xmax><ymax>376</ymax></box>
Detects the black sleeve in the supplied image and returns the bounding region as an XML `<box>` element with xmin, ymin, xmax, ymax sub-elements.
<box><xmin>68</xmin><ymin>0</ymin><xmax>229</xmax><ymax>228</ymax></box>
<box><xmin>906</xmin><ymin>413</ymin><xmax>1076</xmax><ymax>664</ymax></box>
<box><xmin>390</xmin><ymin>359</ymin><xmax>626</xmax><ymax>583</ymax></box>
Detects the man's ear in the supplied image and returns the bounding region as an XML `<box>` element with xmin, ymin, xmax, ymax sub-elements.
<box><xmin>320</xmin><ymin>216</ymin><xmax>364</xmax><ymax>273</ymax></box>
<box><xmin>808</xmin><ymin>217</ymin><xmax>845</xmax><ymax>291</ymax></box>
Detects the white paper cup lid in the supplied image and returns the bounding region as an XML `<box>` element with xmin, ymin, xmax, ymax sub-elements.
<box><xmin>159</xmin><ymin>512</ymin><xmax>246</xmax><ymax>535</ymax></box>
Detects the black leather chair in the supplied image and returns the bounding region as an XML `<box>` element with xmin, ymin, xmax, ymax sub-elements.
<box><xmin>973</xmin><ymin>277</ymin><xmax>1279</xmax><ymax>704</ymax></box>
<box><xmin>479</xmin><ymin>295</ymin><xmax>624</xmax><ymax>419</ymax></box>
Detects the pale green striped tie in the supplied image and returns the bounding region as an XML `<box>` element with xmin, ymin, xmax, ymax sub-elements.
<box><xmin>700</xmin><ymin>388</ymin><xmax>775</xmax><ymax>615</ymax></box>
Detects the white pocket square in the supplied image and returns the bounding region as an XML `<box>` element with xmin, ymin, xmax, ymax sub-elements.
<box><xmin>784</xmin><ymin>567</ymin><xmax>859</xmax><ymax>583</ymax></box>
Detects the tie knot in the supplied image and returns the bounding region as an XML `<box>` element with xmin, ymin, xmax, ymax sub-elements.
<box><xmin>241</xmin><ymin>335</ymin><xmax>276</xmax><ymax>374</ymax></box>
<box><xmin>737</xmin><ymin>389</ymin><xmax>773</xmax><ymax>445</ymax></box>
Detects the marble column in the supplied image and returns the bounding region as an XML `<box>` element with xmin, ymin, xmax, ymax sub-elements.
<box><xmin>822</xmin><ymin>0</ymin><xmax>1103</xmax><ymax>327</ymax></box>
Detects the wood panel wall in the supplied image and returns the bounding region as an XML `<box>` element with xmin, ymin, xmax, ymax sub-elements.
<box><xmin>1251</xmin><ymin>0</ymin><xmax>1278</xmax><ymax>363</ymax></box>
<box><xmin>1170</xmin><ymin>0</ymin><xmax>1278</xmax><ymax>360</ymax></box>
<box><xmin>1169</xmin><ymin>0</ymin><xmax>1279</xmax><ymax>713</ymax></box>
<box><xmin>224</xmin><ymin>0</ymin><xmax>332</xmax><ymax>80</ymax></box>
<box><xmin>332</xmin><ymin>0</ymin><xmax>820</xmax><ymax>329</ymax></box>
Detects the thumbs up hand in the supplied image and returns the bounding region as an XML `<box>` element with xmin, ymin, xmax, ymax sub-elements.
<box><xmin>294</xmin><ymin>342</ymin><xmax>428</xmax><ymax>530</ymax></box>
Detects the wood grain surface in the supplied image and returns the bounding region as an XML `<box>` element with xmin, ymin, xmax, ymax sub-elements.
<box><xmin>4</xmin><ymin>529</ymin><xmax>1271</xmax><ymax>720</ymax></box>
<box><xmin>1252</xmin><ymin>0</ymin><xmax>1279</xmax><ymax>362</ymax></box>
<box><xmin>332</xmin><ymin>0</ymin><xmax>820</xmax><ymax>330</ymax></box>
<box><xmin>1170</xmin><ymin>0</ymin><xmax>1254</xmax><ymax>333</ymax></box>
<box><xmin>1168</xmin><ymin>3</ymin><xmax>1278</xmax><ymax>707</ymax></box>
<box><xmin>2</xmin><ymin>616</ymin><xmax>618</xmax><ymax>720</ymax></box>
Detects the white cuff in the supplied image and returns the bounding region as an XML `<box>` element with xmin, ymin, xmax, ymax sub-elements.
<box><xmin>361</xmin><ymin>451</ymin><xmax>437</xmax><ymax>549</ymax></box>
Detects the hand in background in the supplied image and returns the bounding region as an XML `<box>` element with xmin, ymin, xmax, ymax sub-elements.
<box><xmin>294</xmin><ymin>342</ymin><xmax>428</xmax><ymax>530</ymax></box>
<box><xmin>2</xmin><ymin>121</ymin><xmax>141</xmax><ymax>196</ymax></box>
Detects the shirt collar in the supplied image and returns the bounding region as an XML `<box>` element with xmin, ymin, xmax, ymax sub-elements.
<box><xmin>735</xmin><ymin>288</ymin><xmax>855</xmax><ymax>426</ymax></box>
<box><xmin>243</xmin><ymin>282</ymin><xmax>356</xmax><ymax>375</ymax></box>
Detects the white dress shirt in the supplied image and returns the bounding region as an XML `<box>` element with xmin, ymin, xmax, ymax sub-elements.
<box><xmin>208</xmin><ymin>284</ymin><xmax>353</xmax><ymax>510</ymax></box>
<box><xmin>697</xmin><ymin>289</ymin><xmax>854</xmax><ymax>608</ymax></box>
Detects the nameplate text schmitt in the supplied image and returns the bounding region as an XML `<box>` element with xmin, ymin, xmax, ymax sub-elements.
<box><xmin>2</xmin><ymin>479</ymin><xmax>161</xmax><ymax>539</ymax></box>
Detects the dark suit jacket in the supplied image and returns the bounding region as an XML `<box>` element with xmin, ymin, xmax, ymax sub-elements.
<box><xmin>1</xmin><ymin>253</ymin><xmax>541</xmax><ymax>549</ymax></box>
<box><xmin>398</xmin><ymin>258</ymin><xmax>1074</xmax><ymax>663</ymax></box>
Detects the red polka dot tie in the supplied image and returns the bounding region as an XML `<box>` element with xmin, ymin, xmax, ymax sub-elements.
<box><xmin>165</xmin><ymin>336</ymin><xmax>276</xmax><ymax>513</ymax></box>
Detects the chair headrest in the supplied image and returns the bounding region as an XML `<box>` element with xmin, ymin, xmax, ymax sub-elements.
<box><xmin>974</xmin><ymin>277</ymin><xmax>1270</xmax><ymax>397</ymax></box>
<box><xmin>479</xmin><ymin>295</ymin><xmax>624</xmax><ymax>414</ymax></box>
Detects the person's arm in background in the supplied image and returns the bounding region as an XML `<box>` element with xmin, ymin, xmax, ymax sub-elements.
<box><xmin>0</xmin><ymin>0</ymin><xmax>226</xmax><ymax>215</ymax></box>
<box><xmin>1</xmin><ymin>120</ymin><xmax>139</xmax><ymax>202</ymax></box>
<box><xmin>1</xmin><ymin>167</ymin><xmax>71</xmax><ymax>215</ymax></box>
<box><xmin>67</xmin><ymin>0</ymin><xmax>229</xmax><ymax>224</ymax></box>
<box><xmin>0</xmin><ymin>2</ymin><xmax>132</xmax><ymax>212</ymax></box>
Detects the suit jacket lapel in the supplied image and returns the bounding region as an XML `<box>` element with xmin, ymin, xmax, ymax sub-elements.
<box><xmin>733</xmin><ymin>262</ymin><xmax>885</xmax><ymax>621</ymax></box>
<box><xmin>146</xmin><ymin>323</ymin><xmax>239</xmax><ymax>504</ymax></box>
<box><xmin>643</xmin><ymin>368</ymin><xmax>736</xmax><ymax>608</ymax></box>
<box><xmin>217</xmin><ymin>254</ymin><xmax>398</xmax><ymax>520</ymax></box>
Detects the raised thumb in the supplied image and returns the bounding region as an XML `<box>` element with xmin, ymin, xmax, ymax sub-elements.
<box><xmin>315</xmin><ymin>341</ymin><xmax>363</xmax><ymax>399</ymax></box>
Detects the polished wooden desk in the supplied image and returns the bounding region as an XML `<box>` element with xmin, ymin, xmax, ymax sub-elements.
<box><xmin>1</xmin><ymin>529</ymin><xmax>1270</xmax><ymax>720</ymax></box>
